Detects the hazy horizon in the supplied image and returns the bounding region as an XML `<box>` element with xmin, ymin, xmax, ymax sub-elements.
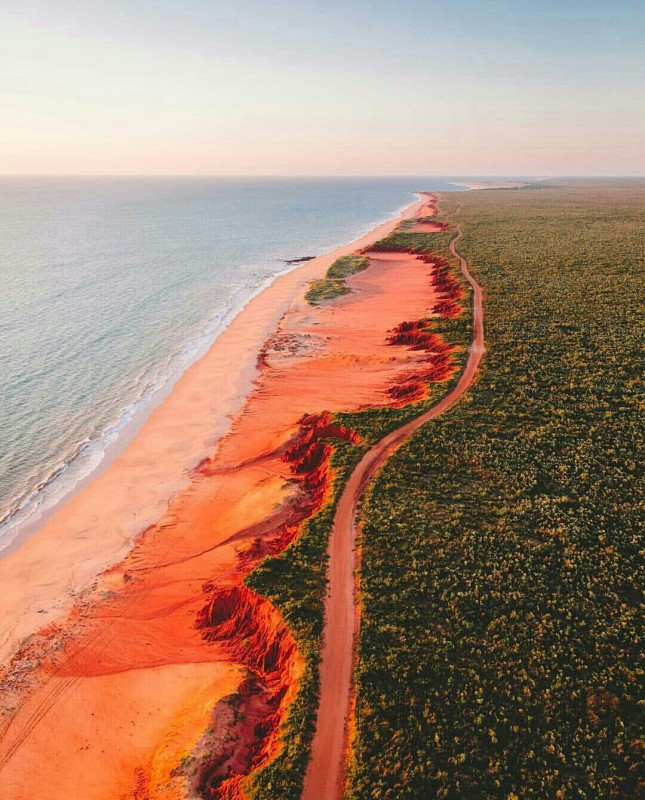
<box><xmin>2</xmin><ymin>0</ymin><xmax>643</xmax><ymax>176</ymax></box>
<box><xmin>1</xmin><ymin>174</ymin><xmax>643</xmax><ymax>179</ymax></box>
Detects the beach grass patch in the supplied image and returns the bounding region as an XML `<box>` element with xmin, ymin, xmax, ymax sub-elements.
<box><xmin>305</xmin><ymin>254</ymin><xmax>369</xmax><ymax>304</ymax></box>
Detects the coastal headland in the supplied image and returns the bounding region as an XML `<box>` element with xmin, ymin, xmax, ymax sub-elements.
<box><xmin>0</xmin><ymin>191</ymin><xmax>467</xmax><ymax>798</ymax></box>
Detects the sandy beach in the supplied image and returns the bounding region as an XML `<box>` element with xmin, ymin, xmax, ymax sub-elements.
<box><xmin>0</xmin><ymin>192</ymin><xmax>450</xmax><ymax>798</ymax></box>
<box><xmin>0</xmin><ymin>197</ymin><xmax>423</xmax><ymax>665</ymax></box>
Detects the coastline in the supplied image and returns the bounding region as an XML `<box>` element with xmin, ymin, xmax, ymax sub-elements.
<box><xmin>0</xmin><ymin>195</ymin><xmax>419</xmax><ymax>558</ymax></box>
<box><xmin>0</xmin><ymin>190</ymin><xmax>445</xmax><ymax>799</ymax></box>
<box><xmin>0</xmin><ymin>193</ymin><xmax>423</xmax><ymax>666</ymax></box>
<box><xmin>0</xmin><ymin>188</ymin><xmax>473</xmax><ymax>800</ymax></box>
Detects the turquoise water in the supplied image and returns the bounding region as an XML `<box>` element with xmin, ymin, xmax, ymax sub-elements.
<box><xmin>0</xmin><ymin>176</ymin><xmax>467</xmax><ymax>548</ymax></box>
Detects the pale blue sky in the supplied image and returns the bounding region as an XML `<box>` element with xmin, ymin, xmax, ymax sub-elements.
<box><xmin>1</xmin><ymin>0</ymin><xmax>643</xmax><ymax>174</ymax></box>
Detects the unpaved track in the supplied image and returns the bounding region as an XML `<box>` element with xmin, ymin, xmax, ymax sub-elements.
<box><xmin>301</xmin><ymin>225</ymin><xmax>484</xmax><ymax>800</ymax></box>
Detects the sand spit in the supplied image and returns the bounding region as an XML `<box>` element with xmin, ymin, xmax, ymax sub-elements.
<box><xmin>0</xmin><ymin>193</ymin><xmax>453</xmax><ymax>798</ymax></box>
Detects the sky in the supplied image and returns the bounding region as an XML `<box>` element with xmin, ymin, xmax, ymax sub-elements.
<box><xmin>1</xmin><ymin>0</ymin><xmax>643</xmax><ymax>176</ymax></box>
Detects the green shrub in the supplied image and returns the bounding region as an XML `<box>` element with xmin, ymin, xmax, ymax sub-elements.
<box><xmin>304</xmin><ymin>254</ymin><xmax>369</xmax><ymax>304</ymax></box>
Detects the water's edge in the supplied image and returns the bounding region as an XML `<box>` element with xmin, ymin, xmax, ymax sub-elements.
<box><xmin>0</xmin><ymin>194</ymin><xmax>421</xmax><ymax>558</ymax></box>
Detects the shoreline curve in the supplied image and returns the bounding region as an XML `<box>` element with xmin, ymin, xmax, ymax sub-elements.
<box><xmin>0</xmin><ymin>194</ymin><xmax>424</xmax><ymax>667</ymax></box>
<box><xmin>0</xmin><ymin>197</ymin><xmax>420</xmax><ymax>558</ymax></box>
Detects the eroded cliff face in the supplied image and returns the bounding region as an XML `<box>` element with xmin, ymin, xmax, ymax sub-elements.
<box><xmin>192</xmin><ymin>413</ymin><xmax>360</xmax><ymax>799</ymax></box>
<box><xmin>189</xmin><ymin>234</ymin><xmax>469</xmax><ymax>797</ymax></box>
<box><xmin>188</xmin><ymin>246</ymin><xmax>468</xmax><ymax>798</ymax></box>
<box><xmin>387</xmin><ymin>253</ymin><xmax>468</xmax><ymax>406</ymax></box>
<box><xmin>195</xmin><ymin>584</ymin><xmax>301</xmax><ymax>799</ymax></box>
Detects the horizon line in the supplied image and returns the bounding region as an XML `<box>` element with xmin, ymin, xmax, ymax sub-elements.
<box><xmin>1</xmin><ymin>173</ymin><xmax>644</xmax><ymax>179</ymax></box>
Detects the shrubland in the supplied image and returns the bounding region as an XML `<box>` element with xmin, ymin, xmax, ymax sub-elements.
<box><xmin>347</xmin><ymin>183</ymin><xmax>644</xmax><ymax>800</ymax></box>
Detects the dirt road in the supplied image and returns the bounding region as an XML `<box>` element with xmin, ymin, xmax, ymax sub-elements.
<box><xmin>301</xmin><ymin>225</ymin><xmax>485</xmax><ymax>800</ymax></box>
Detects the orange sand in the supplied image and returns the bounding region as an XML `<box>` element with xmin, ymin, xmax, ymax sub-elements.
<box><xmin>406</xmin><ymin>221</ymin><xmax>449</xmax><ymax>233</ymax></box>
<box><xmin>0</xmin><ymin>197</ymin><xmax>422</xmax><ymax>665</ymax></box>
<box><xmin>417</xmin><ymin>192</ymin><xmax>438</xmax><ymax>218</ymax></box>
<box><xmin>0</xmin><ymin>195</ymin><xmax>444</xmax><ymax>798</ymax></box>
<box><xmin>302</xmin><ymin>223</ymin><xmax>484</xmax><ymax>800</ymax></box>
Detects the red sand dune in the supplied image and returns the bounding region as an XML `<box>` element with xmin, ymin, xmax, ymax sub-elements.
<box><xmin>416</xmin><ymin>192</ymin><xmax>439</xmax><ymax>218</ymax></box>
<box><xmin>302</xmin><ymin>224</ymin><xmax>485</xmax><ymax>800</ymax></box>
<box><xmin>0</xmin><ymin>198</ymin><xmax>456</xmax><ymax>799</ymax></box>
<box><xmin>406</xmin><ymin>220</ymin><xmax>450</xmax><ymax>233</ymax></box>
<box><xmin>432</xmin><ymin>298</ymin><xmax>463</xmax><ymax>317</ymax></box>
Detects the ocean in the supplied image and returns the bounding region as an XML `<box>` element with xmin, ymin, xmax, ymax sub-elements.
<box><xmin>0</xmin><ymin>176</ymin><xmax>469</xmax><ymax>549</ymax></box>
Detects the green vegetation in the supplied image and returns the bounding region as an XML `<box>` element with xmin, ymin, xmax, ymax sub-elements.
<box><xmin>305</xmin><ymin>254</ymin><xmax>369</xmax><ymax>304</ymax></box>
<box><xmin>326</xmin><ymin>254</ymin><xmax>370</xmax><ymax>280</ymax></box>
<box><xmin>370</xmin><ymin>229</ymin><xmax>454</xmax><ymax>255</ymax></box>
<box><xmin>243</xmin><ymin>182</ymin><xmax>643</xmax><ymax>800</ymax></box>
<box><xmin>244</xmin><ymin>440</ymin><xmax>367</xmax><ymax>798</ymax></box>
<box><xmin>244</xmin><ymin>226</ymin><xmax>470</xmax><ymax>798</ymax></box>
<box><xmin>348</xmin><ymin>184</ymin><xmax>644</xmax><ymax>799</ymax></box>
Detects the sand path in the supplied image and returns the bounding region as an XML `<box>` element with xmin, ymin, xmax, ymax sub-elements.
<box><xmin>301</xmin><ymin>224</ymin><xmax>485</xmax><ymax>800</ymax></box>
